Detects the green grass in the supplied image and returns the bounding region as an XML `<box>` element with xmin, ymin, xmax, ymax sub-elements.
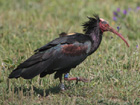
<box><xmin>0</xmin><ymin>0</ymin><xmax>140</xmax><ymax>104</ymax></box>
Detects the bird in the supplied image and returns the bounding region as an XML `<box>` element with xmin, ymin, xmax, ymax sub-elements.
<box><xmin>9</xmin><ymin>15</ymin><xmax>129</xmax><ymax>90</ymax></box>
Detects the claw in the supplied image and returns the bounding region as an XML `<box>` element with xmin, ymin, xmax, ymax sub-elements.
<box><xmin>76</xmin><ymin>77</ymin><xmax>90</xmax><ymax>84</ymax></box>
<box><xmin>59</xmin><ymin>83</ymin><xmax>65</xmax><ymax>91</ymax></box>
<box><xmin>79</xmin><ymin>77</ymin><xmax>90</xmax><ymax>82</ymax></box>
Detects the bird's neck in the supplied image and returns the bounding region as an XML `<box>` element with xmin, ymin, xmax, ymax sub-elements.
<box><xmin>87</xmin><ymin>30</ymin><xmax>103</xmax><ymax>55</ymax></box>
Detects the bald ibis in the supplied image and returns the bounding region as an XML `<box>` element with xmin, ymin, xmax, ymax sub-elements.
<box><xmin>9</xmin><ymin>15</ymin><xmax>129</xmax><ymax>90</ymax></box>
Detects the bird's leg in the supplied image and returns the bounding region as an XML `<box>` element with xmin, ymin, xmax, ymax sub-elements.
<box><xmin>64</xmin><ymin>73</ymin><xmax>89</xmax><ymax>84</ymax></box>
<box><xmin>59</xmin><ymin>75</ymin><xmax>65</xmax><ymax>91</ymax></box>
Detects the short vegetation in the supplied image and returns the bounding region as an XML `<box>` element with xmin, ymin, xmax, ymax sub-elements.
<box><xmin>0</xmin><ymin>0</ymin><xmax>140</xmax><ymax>104</ymax></box>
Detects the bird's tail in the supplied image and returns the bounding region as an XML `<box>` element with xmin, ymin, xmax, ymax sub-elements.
<box><xmin>8</xmin><ymin>68</ymin><xmax>22</xmax><ymax>79</ymax></box>
<box><xmin>8</xmin><ymin>61</ymin><xmax>47</xmax><ymax>79</ymax></box>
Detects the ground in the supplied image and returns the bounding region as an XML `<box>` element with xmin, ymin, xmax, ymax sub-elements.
<box><xmin>0</xmin><ymin>0</ymin><xmax>140</xmax><ymax>104</ymax></box>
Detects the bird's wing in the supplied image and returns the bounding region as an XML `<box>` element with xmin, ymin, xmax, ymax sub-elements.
<box><xmin>41</xmin><ymin>42</ymin><xmax>91</xmax><ymax>79</ymax></box>
<box><xmin>34</xmin><ymin>33</ymin><xmax>92</xmax><ymax>52</ymax></box>
<box><xmin>44</xmin><ymin>42</ymin><xmax>91</xmax><ymax>71</ymax></box>
<box><xmin>9</xmin><ymin>35</ymin><xmax>92</xmax><ymax>79</ymax></box>
<box><xmin>17</xmin><ymin>33</ymin><xmax>92</xmax><ymax>69</ymax></box>
<box><xmin>9</xmin><ymin>33</ymin><xmax>93</xmax><ymax>79</ymax></box>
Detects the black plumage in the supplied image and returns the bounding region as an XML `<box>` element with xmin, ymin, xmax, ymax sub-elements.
<box><xmin>9</xmin><ymin>33</ymin><xmax>94</xmax><ymax>79</ymax></box>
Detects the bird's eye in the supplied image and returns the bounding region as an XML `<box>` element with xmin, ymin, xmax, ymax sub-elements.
<box><xmin>105</xmin><ymin>24</ymin><xmax>109</xmax><ymax>27</ymax></box>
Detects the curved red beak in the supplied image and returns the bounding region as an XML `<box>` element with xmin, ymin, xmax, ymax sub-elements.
<box><xmin>108</xmin><ymin>26</ymin><xmax>129</xmax><ymax>47</ymax></box>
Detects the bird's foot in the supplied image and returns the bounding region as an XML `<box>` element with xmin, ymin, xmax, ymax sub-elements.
<box><xmin>64</xmin><ymin>73</ymin><xmax>90</xmax><ymax>84</ymax></box>
<box><xmin>77</xmin><ymin>77</ymin><xmax>89</xmax><ymax>82</ymax></box>
<box><xmin>76</xmin><ymin>77</ymin><xmax>90</xmax><ymax>84</ymax></box>
<box><xmin>64</xmin><ymin>77</ymin><xmax>90</xmax><ymax>84</ymax></box>
<box><xmin>59</xmin><ymin>83</ymin><xmax>65</xmax><ymax>91</ymax></box>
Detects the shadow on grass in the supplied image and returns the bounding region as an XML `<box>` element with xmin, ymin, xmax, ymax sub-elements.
<box><xmin>12</xmin><ymin>85</ymin><xmax>60</xmax><ymax>97</ymax></box>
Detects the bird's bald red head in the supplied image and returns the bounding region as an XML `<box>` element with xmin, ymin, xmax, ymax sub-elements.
<box><xmin>99</xmin><ymin>18</ymin><xmax>109</xmax><ymax>32</ymax></box>
<box><xmin>99</xmin><ymin>18</ymin><xmax>129</xmax><ymax>47</ymax></box>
